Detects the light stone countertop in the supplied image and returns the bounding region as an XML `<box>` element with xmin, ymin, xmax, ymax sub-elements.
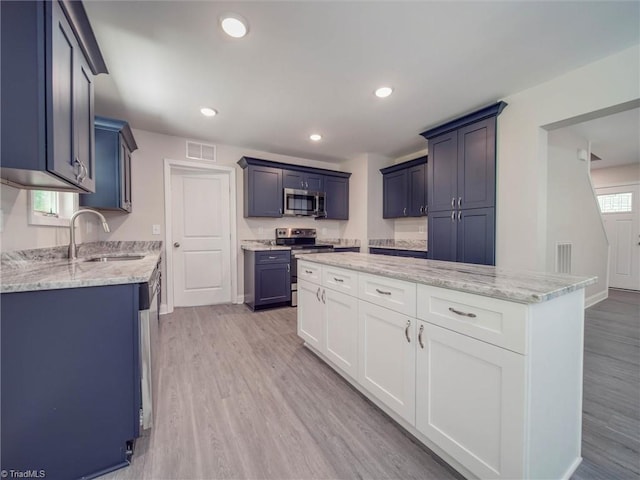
<box><xmin>1</xmin><ymin>241</ymin><xmax>162</xmax><ymax>293</ymax></box>
<box><xmin>298</xmin><ymin>252</ymin><xmax>596</xmax><ymax>304</ymax></box>
<box><xmin>368</xmin><ymin>239</ymin><xmax>428</xmax><ymax>252</ymax></box>
<box><xmin>241</xmin><ymin>238</ymin><xmax>361</xmax><ymax>251</ymax></box>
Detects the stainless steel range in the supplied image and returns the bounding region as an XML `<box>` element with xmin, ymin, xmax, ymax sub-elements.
<box><xmin>275</xmin><ymin>228</ymin><xmax>333</xmax><ymax>306</ymax></box>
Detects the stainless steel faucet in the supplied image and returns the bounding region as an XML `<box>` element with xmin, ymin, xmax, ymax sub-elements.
<box><xmin>68</xmin><ymin>209</ymin><xmax>111</xmax><ymax>259</ymax></box>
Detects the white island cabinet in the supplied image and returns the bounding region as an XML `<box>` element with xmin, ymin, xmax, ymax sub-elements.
<box><xmin>296</xmin><ymin>254</ymin><xmax>596</xmax><ymax>480</ymax></box>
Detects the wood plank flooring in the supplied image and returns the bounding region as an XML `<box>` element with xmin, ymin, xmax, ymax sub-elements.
<box><xmin>572</xmin><ymin>288</ymin><xmax>640</xmax><ymax>480</ymax></box>
<box><xmin>99</xmin><ymin>289</ymin><xmax>639</xmax><ymax>480</ymax></box>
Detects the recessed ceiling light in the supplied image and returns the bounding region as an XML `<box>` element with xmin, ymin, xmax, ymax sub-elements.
<box><xmin>375</xmin><ymin>86</ymin><xmax>394</xmax><ymax>98</ymax></box>
<box><xmin>220</xmin><ymin>14</ymin><xmax>248</xmax><ymax>38</ymax></box>
<box><xmin>200</xmin><ymin>107</ymin><xmax>218</xmax><ymax>117</ymax></box>
<box><xmin>309</xmin><ymin>134</ymin><xmax>322</xmax><ymax>142</ymax></box>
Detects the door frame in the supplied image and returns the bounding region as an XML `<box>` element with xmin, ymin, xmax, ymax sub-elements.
<box><xmin>163</xmin><ymin>158</ymin><xmax>238</xmax><ymax>313</ymax></box>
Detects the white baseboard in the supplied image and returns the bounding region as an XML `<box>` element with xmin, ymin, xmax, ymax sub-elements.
<box><xmin>585</xmin><ymin>289</ymin><xmax>608</xmax><ymax>308</ymax></box>
<box><xmin>235</xmin><ymin>295</ymin><xmax>244</xmax><ymax>305</ymax></box>
<box><xmin>159</xmin><ymin>303</ymin><xmax>170</xmax><ymax>315</ymax></box>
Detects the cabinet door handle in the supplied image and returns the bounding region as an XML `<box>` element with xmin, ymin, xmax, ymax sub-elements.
<box><xmin>403</xmin><ymin>207</ymin><xmax>407</xmax><ymax>216</ymax></box>
<box><xmin>458</xmin><ymin>211</ymin><xmax>461</xmax><ymax>222</ymax></box>
<box><xmin>425</xmin><ymin>205</ymin><xmax>428</xmax><ymax>215</ymax></box>
<box><xmin>305</xmin><ymin>269</ymin><xmax>313</xmax><ymax>274</ymax></box>
<box><xmin>418</xmin><ymin>324</ymin><xmax>424</xmax><ymax>349</ymax></box>
<box><xmin>375</xmin><ymin>288</ymin><xmax>391</xmax><ymax>296</ymax></box>
<box><xmin>279</xmin><ymin>208</ymin><xmax>282</xmax><ymax>215</ymax></box>
<box><xmin>451</xmin><ymin>211</ymin><xmax>455</xmax><ymax>221</ymax></box>
<box><xmin>321</xmin><ymin>289</ymin><xmax>326</xmax><ymax>304</ymax></box>
<box><xmin>316</xmin><ymin>287</ymin><xmax>321</xmax><ymax>301</ymax></box>
<box><xmin>405</xmin><ymin>320</ymin><xmax>411</xmax><ymax>343</ymax></box>
<box><xmin>305</xmin><ymin>181</ymin><xmax>308</xmax><ymax>188</ymax></box>
<box><xmin>451</xmin><ymin>197</ymin><xmax>455</xmax><ymax>208</ymax></box>
<box><xmin>333</xmin><ymin>277</ymin><xmax>344</xmax><ymax>283</ymax></box>
<box><xmin>80</xmin><ymin>161</ymin><xmax>88</xmax><ymax>182</ymax></box>
<box><xmin>301</xmin><ymin>181</ymin><xmax>304</xmax><ymax>187</ymax></box>
<box><xmin>458</xmin><ymin>197</ymin><xmax>462</xmax><ymax>208</ymax></box>
<box><xmin>448</xmin><ymin>307</ymin><xmax>477</xmax><ymax>318</ymax></box>
<box><xmin>419</xmin><ymin>206</ymin><xmax>424</xmax><ymax>214</ymax></box>
<box><xmin>287</xmin><ymin>264</ymin><xmax>290</xmax><ymax>272</ymax></box>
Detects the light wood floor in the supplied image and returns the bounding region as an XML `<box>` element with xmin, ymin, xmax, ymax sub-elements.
<box><xmin>99</xmin><ymin>289</ymin><xmax>639</xmax><ymax>480</ymax></box>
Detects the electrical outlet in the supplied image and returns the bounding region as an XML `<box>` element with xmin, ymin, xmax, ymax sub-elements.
<box><xmin>152</xmin><ymin>224</ymin><xmax>161</xmax><ymax>235</ymax></box>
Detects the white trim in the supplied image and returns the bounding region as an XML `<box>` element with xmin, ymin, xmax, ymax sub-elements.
<box><xmin>585</xmin><ymin>289</ymin><xmax>608</xmax><ymax>309</ymax></box>
<box><xmin>591</xmin><ymin>179</ymin><xmax>640</xmax><ymax>189</ymax></box>
<box><xmin>163</xmin><ymin>158</ymin><xmax>238</xmax><ymax>314</ymax></box>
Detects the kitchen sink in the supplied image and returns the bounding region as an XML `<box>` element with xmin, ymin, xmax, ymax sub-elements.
<box><xmin>85</xmin><ymin>255</ymin><xmax>146</xmax><ymax>262</ymax></box>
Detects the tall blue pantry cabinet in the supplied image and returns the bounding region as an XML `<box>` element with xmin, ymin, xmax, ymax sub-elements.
<box><xmin>421</xmin><ymin>102</ymin><xmax>507</xmax><ymax>266</ymax></box>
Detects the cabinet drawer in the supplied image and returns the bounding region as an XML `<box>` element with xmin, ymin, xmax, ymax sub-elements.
<box><xmin>256</xmin><ymin>250</ymin><xmax>290</xmax><ymax>264</ymax></box>
<box><xmin>323</xmin><ymin>266</ymin><xmax>357</xmax><ymax>294</ymax></box>
<box><xmin>358</xmin><ymin>274</ymin><xmax>416</xmax><ymax>317</ymax></box>
<box><xmin>416</xmin><ymin>284</ymin><xmax>527</xmax><ymax>354</ymax></box>
<box><xmin>297</xmin><ymin>260</ymin><xmax>322</xmax><ymax>284</ymax></box>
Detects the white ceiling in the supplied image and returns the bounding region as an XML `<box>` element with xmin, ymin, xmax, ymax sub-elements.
<box><xmin>565</xmin><ymin>108</ymin><xmax>640</xmax><ymax>170</ymax></box>
<box><xmin>84</xmin><ymin>1</ymin><xmax>640</xmax><ymax>164</ymax></box>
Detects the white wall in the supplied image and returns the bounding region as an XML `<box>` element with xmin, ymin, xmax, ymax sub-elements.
<box><xmin>0</xmin><ymin>186</ymin><xmax>95</xmax><ymax>252</ymax></box>
<box><xmin>546</xmin><ymin>129</ymin><xmax>608</xmax><ymax>304</ymax></box>
<box><xmin>591</xmin><ymin>164</ymin><xmax>640</xmax><ymax>188</ymax></box>
<box><xmin>497</xmin><ymin>45</ymin><xmax>640</xmax><ymax>272</ymax></box>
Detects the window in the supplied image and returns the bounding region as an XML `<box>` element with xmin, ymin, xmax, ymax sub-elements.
<box><xmin>597</xmin><ymin>192</ymin><xmax>633</xmax><ymax>213</ymax></box>
<box><xmin>28</xmin><ymin>190</ymin><xmax>77</xmax><ymax>227</ymax></box>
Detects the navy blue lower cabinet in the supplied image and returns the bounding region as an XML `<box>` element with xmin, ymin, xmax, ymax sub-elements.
<box><xmin>458</xmin><ymin>207</ymin><xmax>495</xmax><ymax>265</ymax></box>
<box><xmin>244</xmin><ymin>250</ymin><xmax>291</xmax><ymax>310</ymax></box>
<box><xmin>428</xmin><ymin>207</ymin><xmax>495</xmax><ymax>265</ymax></box>
<box><xmin>427</xmin><ymin>211</ymin><xmax>458</xmax><ymax>262</ymax></box>
<box><xmin>1</xmin><ymin>284</ymin><xmax>140</xmax><ymax>480</ymax></box>
<box><xmin>369</xmin><ymin>247</ymin><xmax>428</xmax><ymax>259</ymax></box>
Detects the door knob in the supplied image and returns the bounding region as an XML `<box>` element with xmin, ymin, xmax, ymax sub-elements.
<box><xmin>174</xmin><ymin>242</ymin><xmax>180</xmax><ymax>248</ymax></box>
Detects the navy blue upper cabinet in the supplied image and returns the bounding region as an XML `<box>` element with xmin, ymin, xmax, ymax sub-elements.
<box><xmin>283</xmin><ymin>169</ymin><xmax>324</xmax><ymax>192</ymax></box>
<box><xmin>80</xmin><ymin>117</ymin><xmax>138</xmax><ymax>212</ymax></box>
<box><xmin>323</xmin><ymin>175</ymin><xmax>349</xmax><ymax>220</ymax></box>
<box><xmin>0</xmin><ymin>1</ymin><xmax>108</xmax><ymax>192</ymax></box>
<box><xmin>426</xmin><ymin>131</ymin><xmax>458</xmax><ymax>212</ymax></box>
<box><xmin>238</xmin><ymin>157</ymin><xmax>351</xmax><ymax>219</ymax></box>
<box><xmin>244</xmin><ymin>165</ymin><xmax>283</xmax><ymax>217</ymax></box>
<box><xmin>381</xmin><ymin>157</ymin><xmax>428</xmax><ymax>218</ymax></box>
<box><xmin>457</xmin><ymin>118</ymin><xmax>497</xmax><ymax>210</ymax></box>
<box><xmin>383</xmin><ymin>170</ymin><xmax>408</xmax><ymax>218</ymax></box>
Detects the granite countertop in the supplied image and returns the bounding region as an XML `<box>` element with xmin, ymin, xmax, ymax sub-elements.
<box><xmin>241</xmin><ymin>238</ymin><xmax>361</xmax><ymax>251</ymax></box>
<box><xmin>1</xmin><ymin>241</ymin><xmax>162</xmax><ymax>293</ymax></box>
<box><xmin>298</xmin><ymin>252</ymin><xmax>596</xmax><ymax>304</ymax></box>
<box><xmin>368</xmin><ymin>239</ymin><xmax>428</xmax><ymax>252</ymax></box>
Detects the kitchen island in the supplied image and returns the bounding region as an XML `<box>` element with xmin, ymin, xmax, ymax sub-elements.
<box><xmin>296</xmin><ymin>252</ymin><xmax>596</xmax><ymax>480</ymax></box>
<box><xmin>1</xmin><ymin>241</ymin><xmax>161</xmax><ymax>480</ymax></box>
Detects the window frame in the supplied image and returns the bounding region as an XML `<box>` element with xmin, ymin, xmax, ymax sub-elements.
<box><xmin>596</xmin><ymin>191</ymin><xmax>633</xmax><ymax>214</ymax></box>
<box><xmin>28</xmin><ymin>190</ymin><xmax>78</xmax><ymax>227</ymax></box>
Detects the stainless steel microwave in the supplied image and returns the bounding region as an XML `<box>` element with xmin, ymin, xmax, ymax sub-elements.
<box><xmin>283</xmin><ymin>188</ymin><xmax>326</xmax><ymax>217</ymax></box>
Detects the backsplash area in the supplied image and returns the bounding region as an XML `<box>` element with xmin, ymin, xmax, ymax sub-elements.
<box><xmin>241</xmin><ymin>217</ymin><xmax>345</xmax><ymax>241</ymax></box>
<box><xmin>393</xmin><ymin>217</ymin><xmax>427</xmax><ymax>241</ymax></box>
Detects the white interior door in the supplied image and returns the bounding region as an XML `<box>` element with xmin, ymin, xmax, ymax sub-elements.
<box><xmin>596</xmin><ymin>184</ymin><xmax>640</xmax><ymax>291</ymax></box>
<box><xmin>171</xmin><ymin>171</ymin><xmax>231</xmax><ymax>306</ymax></box>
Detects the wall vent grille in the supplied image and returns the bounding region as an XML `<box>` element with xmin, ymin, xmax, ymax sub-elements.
<box><xmin>556</xmin><ymin>242</ymin><xmax>572</xmax><ymax>274</ymax></box>
<box><xmin>186</xmin><ymin>141</ymin><xmax>216</xmax><ymax>161</ymax></box>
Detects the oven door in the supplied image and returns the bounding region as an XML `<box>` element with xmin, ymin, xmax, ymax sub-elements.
<box><xmin>283</xmin><ymin>188</ymin><xmax>320</xmax><ymax>216</ymax></box>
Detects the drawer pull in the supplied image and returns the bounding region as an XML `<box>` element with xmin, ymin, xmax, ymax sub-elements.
<box><xmin>316</xmin><ymin>287</ymin><xmax>321</xmax><ymax>302</ymax></box>
<box><xmin>405</xmin><ymin>320</ymin><xmax>411</xmax><ymax>343</ymax></box>
<box><xmin>305</xmin><ymin>270</ymin><xmax>313</xmax><ymax>274</ymax></box>
<box><xmin>418</xmin><ymin>324</ymin><xmax>424</xmax><ymax>349</ymax></box>
<box><xmin>268</xmin><ymin>256</ymin><xmax>277</xmax><ymax>259</ymax></box>
<box><xmin>375</xmin><ymin>288</ymin><xmax>391</xmax><ymax>296</ymax></box>
<box><xmin>448</xmin><ymin>307</ymin><xmax>477</xmax><ymax>318</ymax></box>
<box><xmin>333</xmin><ymin>277</ymin><xmax>344</xmax><ymax>283</ymax></box>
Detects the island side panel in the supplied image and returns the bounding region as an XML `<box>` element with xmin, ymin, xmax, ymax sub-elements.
<box><xmin>526</xmin><ymin>289</ymin><xmax>585</xmax><ymax>479</ymax></box>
